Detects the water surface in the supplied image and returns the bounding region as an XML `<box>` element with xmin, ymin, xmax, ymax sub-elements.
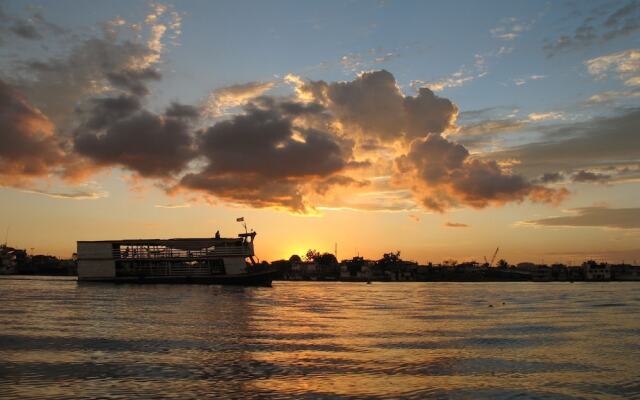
<box><xmin>1</xmin><ymin>277</ymin><xmax>639</xmax><ymax>399</ymax></box>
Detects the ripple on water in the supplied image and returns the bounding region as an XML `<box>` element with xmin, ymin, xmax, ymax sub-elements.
<box><xmin>0</xmin><ymin>278</ymin><xmax>639</xmax><ymax>399</ymax></box>
<box><xmin>591</xmin><ymin>303</ymin><xmax>628</xmax><ymax>307</ymax></box>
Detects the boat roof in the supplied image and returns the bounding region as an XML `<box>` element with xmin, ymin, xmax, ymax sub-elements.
<box><xmin>78</xmin><ymin>237</ymin><xmax>243</xmax><ymax>249</ymax></box>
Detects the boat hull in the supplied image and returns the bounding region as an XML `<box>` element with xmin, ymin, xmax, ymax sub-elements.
<box><xmin>78</xmin><ymin>269</ymin><xmax>278</xmax><ymax>286</ymax></box>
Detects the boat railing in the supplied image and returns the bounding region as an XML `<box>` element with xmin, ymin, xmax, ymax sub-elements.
<box><xmin>119</xmin><ymin>263</ymin><xmax>216</xmax><ymax>277</ymax></box>
<box><xmin>112</xmin><ymin>245</ymin><xmax>252</xmax><ymax>260</ymax></box>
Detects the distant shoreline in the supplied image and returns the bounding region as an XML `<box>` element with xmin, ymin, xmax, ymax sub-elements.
<box><xmin>3</xmin><ymin>275</ymin><xmax>640</xmax><ymax>284</ymax></box>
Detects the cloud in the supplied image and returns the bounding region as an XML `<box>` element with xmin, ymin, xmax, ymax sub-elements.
<box><xmin>0</xmin><ymin>79</ymin><xmax>65</xmax><ymax>186</ymax></box>
<box><xmin>205</xmin><ymin>81</ymin><xmax>275</xmax><ymax>116</ymax></box>
<box><xmin>19</xmin><ymin>187</ymin><xmax>108</xmax><ymax>200</ymax></box>
<box><xmin>537</xmin><ymin>172</ymin><xmax>564</xmax><ymax>184</ymax></box>
<box><xmin>0</xmin><ymin>2</ymin><xmax>193</xmax><ymax>188</ymax></box>
<box><xmin>313</xmin><ymin>175</ymin><xmax>369</xmax><ymax>196</ymax></box>
<box><xmin>339</xmin><ymin>47</ymin><xmax>400</xmax><ymax>72</ymax></box>
<box><xmin>512</xmin><ymin>74</ymin><xmax>547</xmax><ymax>86</ymax></box>
<box><xmin>155</xmin><ymin>203</ymin><xmax>191</xmax><ymax>209</ymax></box>
<box><xmin>105</xmin><ymin>67</ymin><xmax>162</xmax><ymax>96</ymax></box>
<box><xmin>586</xmin><ymin>88</ymin><xmax>640</xmax><ymax>104</ymax></box>
<box><xmin>585</xmin><ymin>49</ymin><xmax>640</xmax><ymax>86</ymax></box>
<box><xmin>490</xmin><ymin>109</ymin><xmax>640</xmax><ymax>176</ymax></box>
<box><xmin>8</xmin><ymin>3</ymin><xmax>180</xmax><ymax>128</ymax></box>
<box><xmin>525</xmin><ymin>207</ymin><xmax>640</xmax><ymax>229</ymax></box>
<box><xmin>0</xmin><ymin>5</ymin><xmax>64</xmax><ymax>41</ymax></box>
<box><xmin>456</xmin><ymin>118</ymin><xmax>526</xmax><ymax>137</ymax></box>
<box><xmin>137</xmin><ymin>3</ymin><xmax>182</xmax><ymax>68</ymax></box>
<box><xmin>544</xmin><ymin>2</ymin><xmax>640</xmax><ymax>56</ymax></box>
<box><xmin>572</xmin><ymin>170</ymin><xmax>610</xmax><ymax>183</ymax></box>
<box><xmin>9</xmin><ymin>19</ymin><xmax>42</xmax><ymax>39</ymax></box>
<box><xmin>178</xmin><ymin>98</ymin><xmax>351</xmax><ymax>213</ymax></box>
<box><xmin>1</xmin><ymin>45</ymin><xmax>575</xmax><ymax>216</ymax></box>
<box><xmin>413</xmin><ymin>54</ymin><xmax>489</xmax><ymax>92</ymax></box>
<box><xmin>527</xmin><ymin>111</ymin><xmax>564</xmax><ymax>121</ymax></box>
<box><xmin>316</xmin><ymin>177</ymin><xmax>419</xmax><ymax>212</ymax></box>
<box><xmin>17</xmin><ymin>38</ymin><xmax>159</xmax><ymax>127</ymax></box>
<box><xmin>451</xmin><ymin>117</ymin><xmax>527</xmax><ymax>148</ymax></box>
<box><xmin>395</xmin><ymin>134</ymin><xmax>568</xmax><ymax>212</ymax></box>
<box><xmin>444</xmin><ymin>222</ymin><xmax>469</xmax><ymax>228</ymax></box>
<box><xmin>417</xmin><ymin>69</ymin><xmax>475</xmax><ymax>91</ymax></box>
<box><xmin>0</xmin><ymin>3</ymin><xmax>583</xmax><ymax>222</ymax></box>
<box><xmin>297</xmin><ymin>70</ymin><xmax>457</xmax><ymax>143</ymax></box>
<box><xmin>73</xmin><ymin>98</ymin><xmax>197</xmax><ymax>178</ymax></box>
<box><xmin>452</xmin><ymin>109</ymin><xmax>565</xmax><ymax>148</ymax></box>
<box><xmin>490</xmin><ymin>16</ymin><xmax>532</xmax><ymax>41</ymax></box>
<box><xmin>458</xmin><ymin>106</ymin><xmax>518</xmax><ymax>121</ymax></box>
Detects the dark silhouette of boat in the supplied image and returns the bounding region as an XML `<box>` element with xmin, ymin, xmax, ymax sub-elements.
<box><xmin>77</xmin><ymin>231</ymin><xmax>276</xmax><ymax>286</ymax></box>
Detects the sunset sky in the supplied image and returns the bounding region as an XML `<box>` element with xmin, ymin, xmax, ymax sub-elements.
<box><xmin>1</xmin><ymin>0</ymin><xmax>639</xmax><ymax>264</ymax></box>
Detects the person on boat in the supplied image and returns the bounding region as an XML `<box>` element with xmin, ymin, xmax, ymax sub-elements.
<box><xmin>215</xmin><ymin>230</ymin><xmax>220</xmax><ymax>239</ymax></box>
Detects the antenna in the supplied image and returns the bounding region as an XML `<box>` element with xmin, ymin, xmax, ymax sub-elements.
<box><xmin>3</xmin><ymin>225</ymin><xmax>9</xmax><ymax>247</ymax></box>
<box><xmin>489</xmin><ymin>247</ymin><xmax>499</xmax><ymax>267</ymax></box>
<box><xmin>335</xmin><ymin>242</ymin><xmax>338</xmax><ymax>260</ymax></box>
<box><xmin>236</xmin><ymin>217</ymin><xmax>247</xmax><ymax>234</ymax></box>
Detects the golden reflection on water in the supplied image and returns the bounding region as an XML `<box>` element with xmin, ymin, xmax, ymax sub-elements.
<box><xmin>1</xmin><ymin>278</ymin><xmax>639</xmax><ymax>399</ymax></box>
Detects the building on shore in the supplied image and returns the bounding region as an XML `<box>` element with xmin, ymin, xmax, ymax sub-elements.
<box><xmin>611</xmin><ymin>264</ymin><xmax>640</xmax><ymax>281</ymax></box>
<box><xmin>531</xmin><ymin>265</ymin><xmax>553</xmax><ymax>282</ymax></box>
<box><xmin>0</xmin><ymin>245</ymin><xmax>18</xmax><ymax>274</ymax></box>
<box><xmin>583</xmin><ymin>261</ymin><xmax>611</xmax><ymax>281</ymax></box>
<box><xmin>339</xmin><ymin>257</ymin><xmax>374</xmax><ymax>281</ymax></box>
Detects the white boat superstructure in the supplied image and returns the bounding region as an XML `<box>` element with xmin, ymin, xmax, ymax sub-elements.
<box><xmin>76</xmin><ymin>231</ymin><xmax>275</xmax><ymax>285</ymax></box>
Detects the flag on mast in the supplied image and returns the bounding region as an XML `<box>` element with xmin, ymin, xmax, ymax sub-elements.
<box><xmin>236</xmin><ymin>217</ymin><xmax>244</xmax><ymax>222</ymax></box>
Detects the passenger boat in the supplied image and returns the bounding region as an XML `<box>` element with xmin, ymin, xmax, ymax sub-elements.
<box><xmin>76</xmin><ymin>231</ymin><xmax>276</xmax><ymax>286</ymax></box>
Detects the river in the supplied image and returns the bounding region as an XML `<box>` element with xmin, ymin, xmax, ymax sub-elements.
<box><xmin>1</xmin><ymin>277</ymin><xmax>639</xmax><ymax>399</ymax></box>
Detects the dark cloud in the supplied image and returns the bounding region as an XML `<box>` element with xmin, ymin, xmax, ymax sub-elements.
<box><xmin>0</xmin><ymin>5</ymin><xmax>191</xmax><ymax>189</ymax></box>
<box><xmin>456</xmin><ymin>118</ymin><xmax>525</xmax><ymax>137</ymax></box>
<box><xmin>537</xmin><ymin>172</ymin><xmax>564</xmax><ymax>184</ymax></box>
<box><xmin>314</xmin><ymin>70</ymin><xmax>405</xmax><ymax>141</ymax></box>
<box><xmin>313</xmin><ymin>175</ymin><xmax>369</xmax><ymax>196</ymax></box>
<box><xmin>444</xmin><ymin>222</ymin><xmax>469</xmax><ymax>228</ymax></box>
<box><xmin>572</xmin><ymin>170</ymin><xmax>610</xmax><ymax>183</ymax></box>
<box><xmin>490</xmin><ymin>109</ymin><xmax>640</xmax><ymax>176</ymax></box>
<box><xmin>396</xmin><ymin>134</ymin><xmax>568</xmax><ymax>212</ymax></box>
<box><xmin>105</xmin><ymin>67</ymin><xmax>161</xmax><ymax>96</ymax></box>
<box><xmin>452</xmin><ymin>117</ymin><xmax>527</xmax><ymax>147</ymax></box>
<box><xmin>196</xmin><ymin>107</ymin><xmax>344</xmax><ymax>179</ymax></box>
<box><xmin>179</xmin><ymin>173</ymin><xmax>307</xmax><ymax>211</ymax></box>
<box><xmin>358</xmin><ymin>138</ymin><xmax>388</xmax><ymax>152</ymax></box>
<box><xmin>526</xmin><ymin>207</ymin><xmax>640</xmax><ymax>229</ymax></box>
<box><xmin>165</xmin><ymin>102</ymin><xmax>200</xmax><ymax>120</ymax></box>
<box><xmin>0</xmin><ymin>5</ymin><xmax>66</xmax><ymax>44</ymax></box>
<box><xmin>0</xmin><ymin>79</ymin><xmax>64</xmax><ymax>185</ymax></box>
<box><xmin>459</xmin><ymin>107</ymin><xmax>507</xmax><ymax>121</ymax></box>
<box><xmin>78</xmin><ymin>95</ymin><xmax>142</xmax><ymax>130</ymax></box>
<box><xmin>544</xmin><ymin>1</ymin><xmax>640</xmax><ymax>56</ymax></box>
<box><xmin>250</xmin><ymin>95</ymin><xmax>332</xmax><ymax>124</ymax></box>
<box><xmin>9</xmin><ymin>19</ymin><xmax>41</xmax><ymax>39</ymax></box>
<box><xmin>404</xmin><ymin>87</ymin><xmax>459</xmax><ymax>138</ymax></box>
<box><xmin>178</xmin><ymin>99</ymin><xmax>351</xmax><ymax>212</ymax></box>
<box><xmin>73</xmin><ymin>99</ymin><xmax>196</xmax><ymax>178</ymax></box>
<box><xmin>17</xmin><ymin>37</ymin><xmax>157</xmax><ymax>125</ymax></box>
<box><xmin>299</xmin><ymin>70</ymin><xmax>457</xmax><ymax>142</ymax></box>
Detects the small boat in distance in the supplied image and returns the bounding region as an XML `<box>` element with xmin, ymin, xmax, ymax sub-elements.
<box><xmin>76</xmin><ymin>231</ymin><xmax>277</xmax><ymax>286</ymax></box>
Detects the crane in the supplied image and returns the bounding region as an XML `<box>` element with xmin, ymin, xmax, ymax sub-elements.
<box><xmin>489</xmin><ymin>247</ymin><xmax>499</xmax><ymax>267</ymax></box>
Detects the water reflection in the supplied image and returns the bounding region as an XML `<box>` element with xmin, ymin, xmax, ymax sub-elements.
<box><xmin>1</xmin><ymin>278</ymin><xmax>639</xmax><ymax>399</ymax></box>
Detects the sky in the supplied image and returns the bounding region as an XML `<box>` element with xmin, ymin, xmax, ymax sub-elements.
<box><xmin>0</xmin><ymin>0</ymin><xmax>639</xmax><ymax>264</ymax></box>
